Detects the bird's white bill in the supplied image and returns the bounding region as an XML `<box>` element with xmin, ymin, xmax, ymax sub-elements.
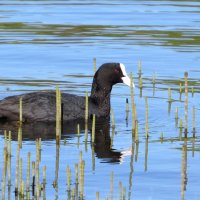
<box><xmin>122</xmin><ymin>75</ymin><xmax>135</xmax><ymax>88</ymax></box>
<box><xmin>120</xmin><ymin>63</ymin><xmax>135</xmax><ymax>88</ymax></box>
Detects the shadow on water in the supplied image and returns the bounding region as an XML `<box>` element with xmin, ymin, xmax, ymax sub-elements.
<box><xmin>0</xmin><ymin>118</ymin><xmax>124</xmax><ymax>164</ymax></box>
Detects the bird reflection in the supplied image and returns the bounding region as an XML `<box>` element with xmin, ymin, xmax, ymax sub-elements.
<box><xmin>0</xmin><ymin>118</ymin><xmax>131</xmax><ymax>164</ymax></box>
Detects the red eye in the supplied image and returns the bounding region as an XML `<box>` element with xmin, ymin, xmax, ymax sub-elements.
<box><xmin>114</xmin><ymin>69</ymin><xmax>119</xmax><ymax>74</ymax></box>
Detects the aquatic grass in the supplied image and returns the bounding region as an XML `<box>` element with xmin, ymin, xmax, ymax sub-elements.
<box><xmin>31</xmin><ymin>161</ymin><xmax>35</xmax><ymax>196</ymax></box>
<box><xmin>1</xmin><ymin>146</ymin><xmax>7</xmax><ymax>200</ymax></box>
<box><xmin>67</xmin><ymin>165</ymin><xmax>71</xmax><ymax>198</ymax></box>
<box><xmin>184</xmin><ymin>72</ymin><xmax>188</xmax><ymax>137</ymax></box>
<box><xmin>138</xmin><ymin>60</ymin><xmax>142</xmax><ymax>77</ymax></box>
<box><xmin>85</xmin><ymin>91</ymin><xmax>89</xmax><ymax>150</ymax></box>
<box><xmin>85</xmin><ymin>91</ymin><xmax>89</xmax><ymax>123</ymax></box>
<box><xmin>56</xmin><ymin>86</ymin><xmax>62</xmax><ymax>142</ymax></box>
<box><xmin>35</xmin><ymin>139</ymin><xmax>40</xmax><ymax>199</ymax></box>
<box><xmin>43</xmin><ymin>166</ymin><xmax>46</xmax><ymax>190</ymax></box>
<box><xmin>19</xmin><ymin>97</ymin><xmax>23</xmax><ymax>123</ymax></box>
<box><xmin>111</xmin><ymin>109</ymin><xmax>115</xmax><ymax>129</ymax></box>
<box><xmin>181</xmin><ymin>144</ymin><xmax>187</xmax><ymax>200</ymax></box>
<box><xmin>15</xmin><ymin>136</ymin><xmax>21</xmax><ymax>195</ymax></box>
<box><xmin>77</xmin><ymin>124</ymin><xmax>80</xmax><ymax>147</ymax></box>
<box><xmin>26</xmin><ymin>152</ymin><xmax>31</xmax><ymax>193</ymax></box>
<box><xmin>129</xmin><ymin>72</ymin><xmax>135</xmax><ymax>135</ymax></box>
<box><xmin>93</xmin><ymin>58</ymin><xmax>97</xmax><ymax>73</ymax></box>
<box><xmin>192</xmin><ymin>106</ymin><xmax>196</xmax><ymax>137</ymax></box>
<box><xmin>96</xmin><ymin>191</ymin><xmax>100</xmax><ymax>200</ymax></box>
<box><xmin>92</xmin><ymin>114</ymin><xmax>96</xmax><ymax>144</ymax></box>
<box><xmin>110</xmin><ymin>171</ymin><xmax>114</xmax><ymax>200</ymax></box>
<box><xmin>7</xmin><ymin>131</ymin><xmax>11</xmax><ymax>187</ymax></box>
<box><xmin>168</xmin><ymin>88</ymin><xmax>172</xmax><ymax>102</ymax></box>
<box><xmin>119</xmin><ymin>181</ymin><xmax>123</xmax><ymax>200</ymax></box>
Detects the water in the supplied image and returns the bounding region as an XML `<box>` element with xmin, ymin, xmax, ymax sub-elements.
<box><xmin>0</xmin><ymin>0</ymin><xmax>200</xmax><ymax>199</ymax></box>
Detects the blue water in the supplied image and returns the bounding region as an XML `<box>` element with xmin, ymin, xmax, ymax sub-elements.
<box><xmin>0</xmin><ymin>1</ymin><xmax>200</xmax><ymax>199</ymax></box>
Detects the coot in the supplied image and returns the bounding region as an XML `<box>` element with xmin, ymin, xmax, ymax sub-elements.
<box><xmin>0</xmin><ymin>63</ymin><xmax>134</xmax><ymax>122</ymax></box>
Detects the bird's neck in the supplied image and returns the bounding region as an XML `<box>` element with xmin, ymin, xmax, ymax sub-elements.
<box><xmin>90</xmin><ymin>79</ymin><xmax>112</xmax><ymax>115</ymax></box>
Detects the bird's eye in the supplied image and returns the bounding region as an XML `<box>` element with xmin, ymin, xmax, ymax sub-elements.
<box><xmin>114</xmin><ymin>69</ymin><xmax>119</xmax><ymax>74</ymax></box>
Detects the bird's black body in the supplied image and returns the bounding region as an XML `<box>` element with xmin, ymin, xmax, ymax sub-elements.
<box><xmin>0</xmin><ymin>63</ymin><xmax>131</xmax><ymax>123</ymax></box>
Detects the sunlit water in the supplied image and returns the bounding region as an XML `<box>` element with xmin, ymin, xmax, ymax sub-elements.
<box><xmin>0</xmin><ymin>1</ymin><xmax>200</xmax><ymax>199</ymax></box>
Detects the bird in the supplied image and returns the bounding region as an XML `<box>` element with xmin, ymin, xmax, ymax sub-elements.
<box><xmin>0</xmin><ymin>63</ymin><xmax>134</xmax><ymax>123</ymax></box>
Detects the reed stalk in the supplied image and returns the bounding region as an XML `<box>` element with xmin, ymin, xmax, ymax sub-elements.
<box><xmin>32</xmin><ymin>161</ymin><xmax>35</xmax><ymax>196</ymax></box>
<box><xmin>175</xmin><ymin>107</ymin><xmax>178</xmax><ymax>119</ymax></box>
<box><xmin>152</xmin><ymin>72</ymin><xmax>156</xmax><ymax>85</ymax></box>
<box><xmin>168</xmin><ymin>88</ymin><xmax>172</xmax><ymax>102</ymax></box>
<box><xmin>19</xmin><ymin>96</ymin><xmax>23</xmax><ymax>123</ymax></box>
<box><xmin>75</xmin><ymin>163</ymin><xmax>79</xmax><ymax>197</ymax></box>
<box><xmin>119</xmin><ymin>181</ymin><xmax>123</xmax><ymax>200</ymax></box>
<box><xmin>96</xmin><ymin>192</ymin><xmax>100</xmax><ymax>200</ymax></box>
<box><xmin>85</xmin><ymin>91</ymin><xmax>89</xmax><ymax>123</ymax></box>
<box><xmin>67</xmin><ymin>165</ymin><xmax>71</xmax><ymax>197</ymax></box>
<box><xmin>92</xmin><ymin>114</ymin><xmax>96</xmax><ymax>144</ymax></box>
<box><xmin>56</xmin><ymin>86</ymin><xmax>62</xmax><ymax>142</ymax></box>
<box><xmin>92</xmin><ymin>145</ymin><xmax>95</xmax><ymax>171</ymax></box>
<box><xmin>133</xmin><ymin>103</ymin><xmax>139</xmax><ymax>143</ymax></box>
<box><xmin>192</xmin><ymin>106</ymin><xmax>196</xmax><ymax>137</ymax></box>
<box><xmin>123</xmin><ymin>187</ymin><xmax>126</xmax><ymax>200</ymax></box>
<box><xmin>26</xmin><ymin>152</ymin><xmax>31</xmax><ymax>192</ymax></box>
<box><xmin>43</xmin><ymin>165</ymin><xmax>46</xmax><ymax>189</ymax></box>
<box><xmin>139</xmin><ymin>76</ymin><xmax>143</xmax><ymax>90</ymax></box>
<box><xmin>179</xmin><ymin>82</ymin><xmax>182</xmax><ymax>93</ymax></box>
<box><xmin>85</xmin><ymin>92</ymin><xmax>89</xmax><ymax>150</ymax></box>
<box><xmin>110</xmin><ymin>171</ymin><xmax>114</xmax><ymax>200</ymax></box>
<box><xmin>111</xmin><ymin>109</ymin><xmax>115</xmax><ymax>129</ymax></box>
<box><xmin>35</xmin><ymin>139</ymin><xmax>40</xmax><ymax>199</ymax></box>
<box><xmin>79</xmin><ymin>160</ymin><xmax>85</xmax><ymax>200</ymax></box>
<box><xmin>77</xmin><ymin>124</ymin><xmax>80</xmax><ymax>136</ymax></box>
<box><xmin>21</xmin><ymin>180</ymin><xmax>24</xmax><ymax>199</ymax></box>
<box><xmin>181</xmin><ymin>145</ymin><xmax>187</xmax><ymax>200</ymax></box>
<box><xmin>179</xmin><ymin>119</ymin><xmax>183</xmax><ymax>139</ymax></box>
<box><xmin>191</xmin><ymin>87</ymin><xmax>194</xmax><ymax>97</ymax></box>
<box><xmin>7</xmin><ymin>131</ymin><xmax>11</xmax><ymax>186</ymax></box>
<box><xmin>18</xmin><ymin>125</ymin><xmax>22</xmax><ymax>149</ymax></box>
<box><xmin>138</xmin><ymin>60</ymin><xmax>142</xmax><ymax>76</ymax></box>
<box><xmin>1</xmin><ymin>146</ymin><xmax>7</xmax><ymax>200</ymax></box>
<box><xmin>184</xmin><ymin>72</ymin><xmax>188</xmax><ymax>137</ymax></box>
<box><xmin>19</xmin><ymin>158</ymin><xmax>23</xmax><ymax>196</ymax></box>
<box><xmin>93</xmin><ymin>58</ymin><xmax>97</xmax><ymax>73</ymax></box>
<box><xmin>15</xmin><ymin>144</ymin><xmax>20</xmax><ymax>195</ymax></box>
<box><xmin>130</xmin><ymin>72</ymin><xmax>135</xmax><ymax>135</ymax></box>
<box><xmin>77</xmin><ymin>124</ymin><xmax>80</xmax><ymax>147</ymax></box>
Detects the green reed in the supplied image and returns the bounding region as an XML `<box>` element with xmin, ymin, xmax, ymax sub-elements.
<box><xmin>192</xmin><ymin>106</ymin><xmax>196</xmax><ymax>137</ymax></box>
<box><xmin>93</xmin><ymin>58</ymin><xmax>97</xmax><ymax>73</ymax></box>
<box><xmin>67</xmin><ymin>165</ymin><xmax>71</xmax><ymax>194</ymax></box>
<box><xmin>138</xmin><ymin>60</ymin><xmax>142</xmax><ymax>77</ymax></box>
<box><xmin>111</xmin><ymin>109</ymin><xmax>115</xmax><ymax>129</ymax></box>
<box><xmin>26</xmin><ymin>152</ymin><xmax>31</xmax><ymax>192</ymax></box>
<box><xmin>92</xmin><ymin>114</ymin><xmax>96</xmax><ymax>144</ymax></box>
<box><xmin>19</xmin><ymin>97</ymin><xmax>23</xmax><ymax>123</ymax></box>
<box><xmin>56</xmin><ymin>86</ymin><xmax>62</xmax><ymax>142</ymax></box>
<box><xmin>184</xmin><ymin>72</ymin><xmax>188</xmax><ymax>137</ymax></box>
<box><xmin>110</xmin><ymin>171</ymin><xmax>114</xmax><ymax>200</ymax></box>
<box><xmin>130</xmin><ymin>72</ymin><xmax>135</xmax><ymax>135</ymax></box>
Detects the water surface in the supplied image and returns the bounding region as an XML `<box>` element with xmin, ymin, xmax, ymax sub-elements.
<box><xmin>0</xmin><ymin>1</ymin><xmax>200</xmax><ymax>199</ymax></box>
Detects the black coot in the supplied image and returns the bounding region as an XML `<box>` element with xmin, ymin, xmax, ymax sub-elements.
<box><xmin>0</xmin><ymin>63</ymin><xmax>134</xmax><ymax>123</ymax></box>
